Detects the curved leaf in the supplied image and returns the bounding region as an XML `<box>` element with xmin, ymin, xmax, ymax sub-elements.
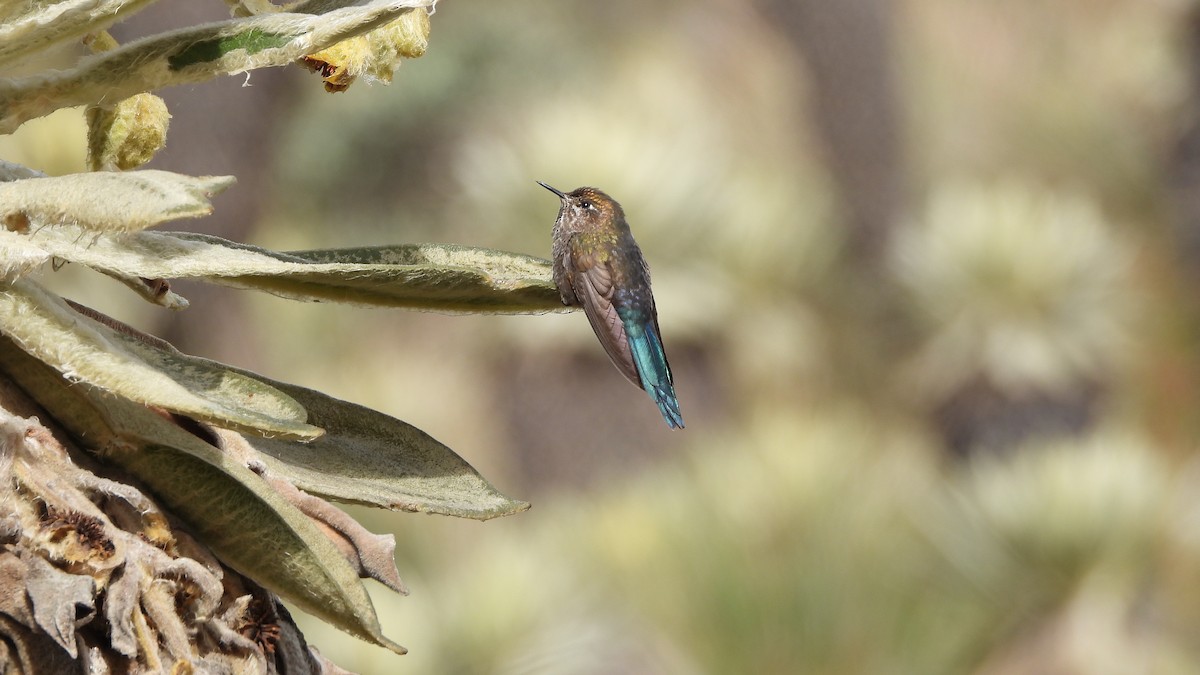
<box><xmin>14</xmin><ymin>228</ymin><xmax>566</xmax><ymax>313</ymax></box>
<box><xmin>45</xmin><ymin>299</ymin><xmax>528</xmax><ymax>518</ymax></box>
<box><xmin>0</xmin><ymin>170</ymin><xmax>234</xmax><ymax>234</ymax></box>
<box><xmin>39</xmin><ymin>301</ymin><xmax>528</xmax><ymax>518</ymax></box>
<box><xmin>0</xmin><ymin>280</ymin><xmax>320</xmax><ymax>440</ymax></box>
<box><xmin>0</xmin><ymin>338</ymin><xmax>406</xmax><ymax>654</ymax></box>
<box><xmin>0</xmin><ymin>0</ymin><xmax>163</xmax><ymax>69</ymax></box>
<box><xmin>214</xmin><ymin>240</ymin><xmax>564</xmax><ymax>312</ymax></box>
<box><xmin>240</xmin><ymin>376</ymin><xmax>531</xmax><ymax>520</ymax></box>
<box><xmin>0</xmin><ymin>0</ymin><xmax>434</xmax><ymax>133</ymax></box>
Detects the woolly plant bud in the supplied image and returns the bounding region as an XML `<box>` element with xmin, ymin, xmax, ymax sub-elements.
<box><xmin>86</xmin><ymin>93</ymin><xmax>171</xmax><ymax>172</ymax></box>
<box><xmin>300</xmin><ymin>8</ymin><xmax>431</xmax><ymax>92</ymax></box>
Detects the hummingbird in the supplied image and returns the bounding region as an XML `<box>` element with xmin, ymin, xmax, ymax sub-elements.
<box><xmin>538</xmin><ymin>182</ymin><xmax>684</xmax><ymax>429</ymax></box>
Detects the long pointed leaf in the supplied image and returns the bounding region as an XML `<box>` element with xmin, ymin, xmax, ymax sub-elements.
<box><xmin>53</xmin><ymin>301</ymin><xmax>529</xmax><ymax>519</ymax></box>
<box><xmin>9</xmin><ymin>228</ymin><xmax>566</xmax><ymax>313</ymax></box>
<box><xmin>0</xmin><ymin>337</ymin><xmax>406</xmax><ymax>654</ymax></box>
<box><xmin>238</xmin><ymin>375</ymin><xmax>530</xmax><ymax>520</ymax></box>
<box><xmin>0</xmin><ymin>280</ymin><xmax>321</xmax><ymax>440</ymax></box>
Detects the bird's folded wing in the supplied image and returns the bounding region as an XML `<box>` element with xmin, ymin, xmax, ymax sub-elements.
<box><xmin>573</xmin><ymin>261</ymin><xmax>641</xmax><ymax>387</ymax></box>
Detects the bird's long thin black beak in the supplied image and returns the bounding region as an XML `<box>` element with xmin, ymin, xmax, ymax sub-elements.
<box><xmin>537</xmin><ymin>181</ymin><xmax>567</xmax><ymax>199</ymax></box>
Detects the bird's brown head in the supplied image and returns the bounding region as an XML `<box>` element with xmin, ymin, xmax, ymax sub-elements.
<box><xmin>538</xmin><ymin>182</ymin><xmax>624</xmax><ymax>232</ymax></box>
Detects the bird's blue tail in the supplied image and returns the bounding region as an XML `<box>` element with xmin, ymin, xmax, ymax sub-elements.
<box><xmin>625</xmin><ymin>318</ymin><xmax>684</xmax><ymax>429</ymax></box>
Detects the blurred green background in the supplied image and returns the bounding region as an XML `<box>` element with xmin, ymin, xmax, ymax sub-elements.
<box><xmin>9</xmin><ymin>0</ymin><xmax>1200</xmax><ymax>672</ymax></box>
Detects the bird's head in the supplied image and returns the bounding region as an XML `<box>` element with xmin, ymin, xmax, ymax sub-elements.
<box><xmin>538</xmin><ymin>182</ymin><xmax>624</xmax><ymax>231</ymax></box>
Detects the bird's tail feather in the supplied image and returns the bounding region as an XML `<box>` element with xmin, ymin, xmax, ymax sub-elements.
<box><xmin>628</xmin><ymin>320</ymin><xmax>684</xmax><ymax>429</ymax></box>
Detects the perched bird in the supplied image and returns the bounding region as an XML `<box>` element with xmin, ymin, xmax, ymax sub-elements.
<box><xmin>538</xmin><ymin>182</ymin><xmax>684</xmax><ymax>429</ymax></box>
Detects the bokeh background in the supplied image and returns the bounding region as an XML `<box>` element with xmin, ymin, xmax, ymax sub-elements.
<box><xmin>9</xmin><ymin>0</ymin><xmax>1200</xmax><ymax>671</ymax></box>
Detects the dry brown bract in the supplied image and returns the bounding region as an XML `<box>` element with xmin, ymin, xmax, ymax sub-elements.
<box><xmin>0</xmin><ymin>377</ymin><xmax>327</xmax><ymax>674</ymax></box>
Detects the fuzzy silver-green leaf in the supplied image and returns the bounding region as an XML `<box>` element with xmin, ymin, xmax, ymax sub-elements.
<box><xmin>240</xmin><ymin>376</ymin><xmax>530</xmax><ymax>520</ymax></box>
<box><xmin>0</xmin><ymin>280</ymin><xmax>320</xmax><ymax>440</ymax></box>
<box><xmin>60</xmin><ymin>316</ymin><xmax>529</xmax><ymax>518</ymax></box>
<box><xmin>0</xmin><ymin>0</ymin><xmax>163</xmax><ymax>69</ymax></box>
<box><xmin>0</xmin><ymin>170</ymin><xmax>234</xmax><ymax>234</ymax></box>
<box><xmin>0</xmin><ymin>0</ymin><xmax>434</xmax><ymax>133</ymax></box>
<box><xmin>12</xmin><ymin>228</ymin><xmax>565</xmax><ymax>313</ymax></box>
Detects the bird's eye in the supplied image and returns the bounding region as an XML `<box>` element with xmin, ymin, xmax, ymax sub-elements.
<box><xmin>578</xmin><ymin>199</ymin><xmax>592</xmax><ymax>209</ymax></box>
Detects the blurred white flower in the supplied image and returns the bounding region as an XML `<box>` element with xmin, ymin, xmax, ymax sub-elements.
<box><xmin>963</xmin><ymin>433</ymin><xmax>1165</xmax><ymax>573</ymax></box>
<box><xmin>894</xmin><ymin>181</ymin><xmax>1136</xmax><ymax>401</ymax></box>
